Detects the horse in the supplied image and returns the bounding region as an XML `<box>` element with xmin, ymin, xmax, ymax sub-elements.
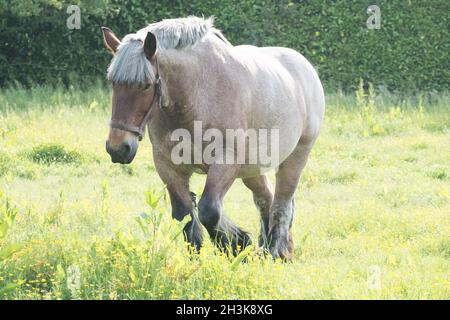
<box><xmin>102</xmin><ymin>17</ymin><xmax>325</xmax><ymax>260</ymax></box>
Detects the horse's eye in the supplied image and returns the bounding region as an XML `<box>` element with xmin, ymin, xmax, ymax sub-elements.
<box><xmin>142</xmin><ymin>83</ymin><xmax>151</xmax><ymax>91</ymax></box>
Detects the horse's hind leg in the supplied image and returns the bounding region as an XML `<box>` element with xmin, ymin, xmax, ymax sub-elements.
<box><xmin>268</xmin><ymin>140</ymin><xmax>314</xmax><ymax>261</ymax></box>
<box><xmin>242</xmin><ymin>175</ymin><xmax>274</xmax><ymax>248</ymax></box>
<box><xmin>198</xmin><ymin>164</ymin><xmax>251</xmax><ymax>256</ymax></box>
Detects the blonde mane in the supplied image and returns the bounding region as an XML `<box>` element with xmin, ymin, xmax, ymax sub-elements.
<box><xmin>107</xmin><ymin>16</ymin><xmax>229</xmax><ymax>84</ymax></box>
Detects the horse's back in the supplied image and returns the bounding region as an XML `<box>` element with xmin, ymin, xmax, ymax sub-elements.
<box><xmin>232</xmin><ymin>44</ymin><xmax>325</xmax><ymax>145</ymax></box>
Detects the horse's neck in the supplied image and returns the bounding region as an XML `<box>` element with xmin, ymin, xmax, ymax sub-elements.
<box><xmin>159</xmin><ymin>43</ymin><xmax>220</xmax><ymax>109</ymax></box>
<box><xmin>160</xmin><ymin>51</ymin><xmax>197</xmax><ymax>106</ymax></box>
<box><xmin>157</xmin><ymin>38</ymin><xmax>233</xmax><ymax>128</ymax></box>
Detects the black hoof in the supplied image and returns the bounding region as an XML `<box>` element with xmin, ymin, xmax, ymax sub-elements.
<box><xmin>213</xmin><ymin>227</ymin><xmax>252</xmax><ymax>257</ymax></box>
<box><xmin>231</xmin><ymin>229</ymin><xmax>252</xmax><ymax>255</ymax></box>
<box><xmin>183</xmin><ymin>217</ymin><xmax>203</xmax><ymax>252</ymax></box>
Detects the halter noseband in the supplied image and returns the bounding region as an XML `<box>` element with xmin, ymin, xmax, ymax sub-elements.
<box><xmin>109</xmin><ymin>60</ymin><xmax>162</xmax><ymax>141</ymax></box>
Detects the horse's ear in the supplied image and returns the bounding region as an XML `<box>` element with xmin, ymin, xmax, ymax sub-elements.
<box><xmin>144</xmin><ymin>32</ymin><xmax>157</xmax><ymax>61</ymax></box>
<box><xmin>101</xmin><ymin>27</ymin><xmax>120</xmax><ymax>53</ymax></box>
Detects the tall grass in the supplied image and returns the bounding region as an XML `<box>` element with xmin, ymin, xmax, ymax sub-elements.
<box><xmin>0</xmin><ymin>80</ymin><xmax>110</xmax><ymax>114</ymax></box>
<box><xmin>0</xmin><ymin>83</ymin><xmax>448</xmax><ymax>299</ymax></box>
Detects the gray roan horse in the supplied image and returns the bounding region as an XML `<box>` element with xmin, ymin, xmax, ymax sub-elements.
<box><xmin>102</xmin><ymin>17</ymin><xmax>324</xmax><ymax>260</ymax></box>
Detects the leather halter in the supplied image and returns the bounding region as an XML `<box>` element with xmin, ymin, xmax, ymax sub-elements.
<box><xmin>109</xmin><ymin>59</ymin><xmax>162</xmax><ymax>141</ymax></box>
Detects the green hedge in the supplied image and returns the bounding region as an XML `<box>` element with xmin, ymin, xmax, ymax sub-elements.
<box><xmin>0</xmin><ymin>0</ymin><xmax>448</xmax><ymax>91</ymax></box>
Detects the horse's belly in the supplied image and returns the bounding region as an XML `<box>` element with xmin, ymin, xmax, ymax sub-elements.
<box><xmin>235</xmin><ymin>121</ymin><xmax>302</xmax><ymax>178</ymax></box>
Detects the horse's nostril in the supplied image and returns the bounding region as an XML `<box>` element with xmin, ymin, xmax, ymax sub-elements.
<box><xmin>123</xmin><ymin>142</ymin><xmax>131</xmax><ymax>154</ymax></box>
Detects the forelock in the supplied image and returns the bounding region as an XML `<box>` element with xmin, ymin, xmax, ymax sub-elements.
<box><xmin>107</xmin><ymin>35</ymin><xmax>155</xmax><ymax>85</ymax></box>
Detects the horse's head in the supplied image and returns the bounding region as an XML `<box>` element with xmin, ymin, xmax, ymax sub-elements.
<box><xmin>102</xmin><ymin>27</ymin><xmax>159</xmax><ymax>164</ymax></box>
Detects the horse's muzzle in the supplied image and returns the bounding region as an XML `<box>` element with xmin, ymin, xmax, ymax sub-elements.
<box><xmin>105</xmin><ymin>139</ymin><xmax>138</xmax><ymax>164</ymax></box>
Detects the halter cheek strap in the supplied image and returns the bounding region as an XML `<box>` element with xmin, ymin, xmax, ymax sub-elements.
<box><xmin>109</xmin><ymin>61</ymin><xmax>162</xmax><ymax>141</ymax></box>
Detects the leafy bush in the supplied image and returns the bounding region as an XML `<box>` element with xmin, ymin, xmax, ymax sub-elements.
<box><xmin>0</xmin><ymin>0</ymin><xmax>448</xmax><ymax>91</ymax></box>
<box><xmin>428</xmin><ymin>166</ymin><xmax>448</xmax><ymax>181</ymax></box>
<box><xmin>28</xmin><ymin>144</ymin><xmax>83</xmax><ymax>165</ymax></box>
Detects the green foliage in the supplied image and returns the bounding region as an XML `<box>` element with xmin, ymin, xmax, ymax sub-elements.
<box><xmin>0</xmin><ymin>192</ymin><xmax>17</xmax><ymax>240</ymax></box>
<box><xmin>27</xmin><ymin>143</ymin><xmax>83</xmax><ymax>165</ymax></box>
<box><xmin>0</xmin><ymin>192</ymin><xmax>23</xmax><ymax>296</ymax></box>
<box><xmin>0</xmin><ymin>152</ymin><xmax>9</xmax><ymax>177</ymax></box>
<box><xmin>428</xmin><ymin>166</ymin><xmax>448</xmax><ymax>181</ymax></box>
<box><xmin>0</xmin><ymin>0</ymin><xmax>448</xmax><ymax>91</ymax></box>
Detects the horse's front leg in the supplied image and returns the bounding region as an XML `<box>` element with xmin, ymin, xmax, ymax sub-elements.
<box><xmin>198</xmin><ymin>164</ymin><xmax>251</xmax><ymax>256</ymax></box>
<box><xmin>153</xmin><ymin>153</ymin><xmax>203</xmax><ymax>251</ymax></box>
<box><xmin>169</xmin><ymin>188</ymin><xmax>204</xmax><ymax>251</ymax></box>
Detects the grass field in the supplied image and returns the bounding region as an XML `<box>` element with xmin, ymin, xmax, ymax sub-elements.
<box><xmin>0</xmin><ymin>83</ymin><xmax>449</xmax><ymax>299</ymax></box>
